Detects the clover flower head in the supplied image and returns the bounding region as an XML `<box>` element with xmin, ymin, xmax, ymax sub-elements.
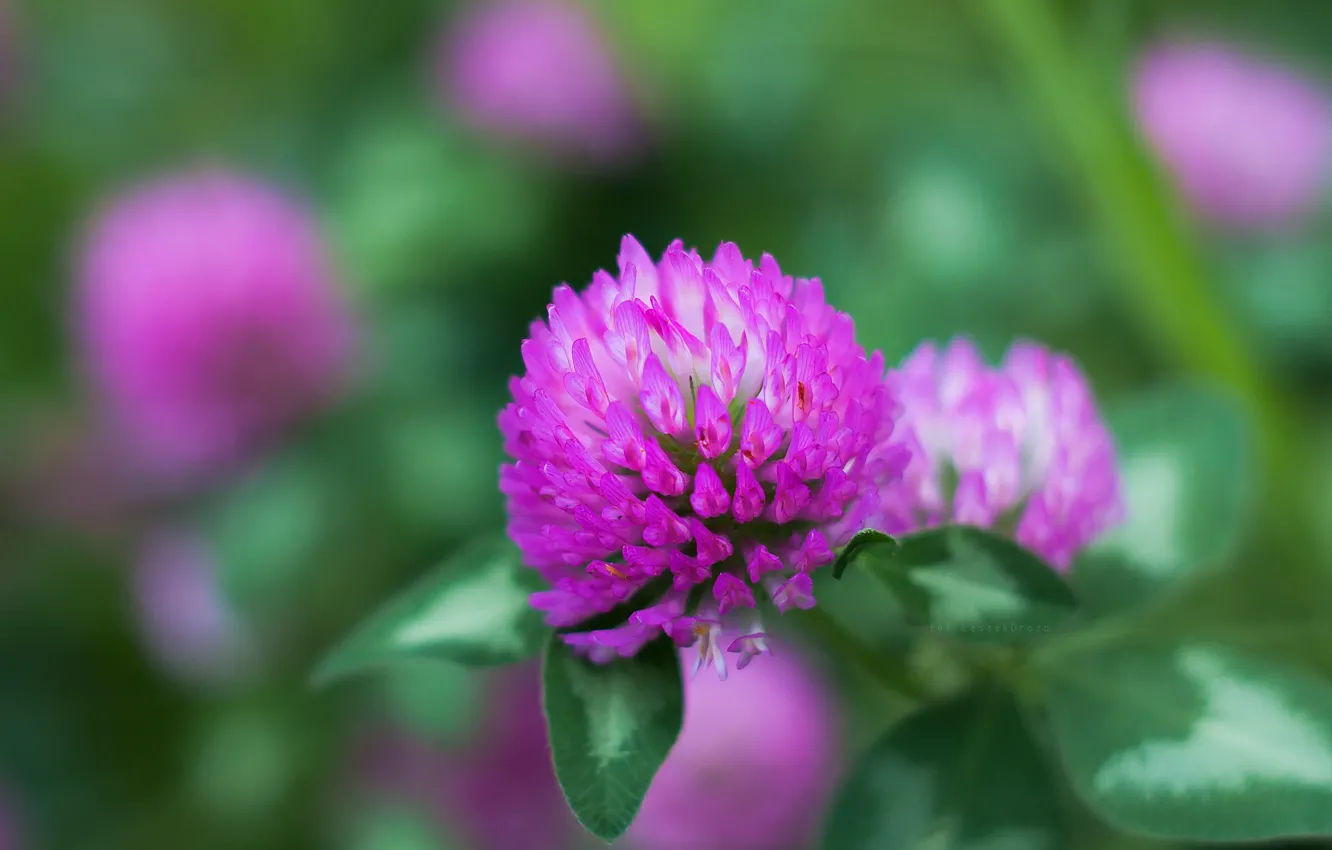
<box><xmin>879</xmin><ymin>337</ymin><xmax>1124</xmax><ymax>568</ymax></box>
<box><xmin>501</xmin><ymin>236</ymin><xmax>908</xmax><ymax>676</ymax></box>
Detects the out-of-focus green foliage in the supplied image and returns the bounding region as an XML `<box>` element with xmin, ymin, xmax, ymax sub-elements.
<box><xmin>5</xmin><ymin>0</ymin><xmax>1332</xmax><ymax>848</ymax></box>
<box><xmin>824</xmin><ymin>687</ymin><xmax>1062</xmax><ymax>850</ymax></box>
<box><xmin>1076</xmin><ymin>384</ymin><xmax>1253</xmax><ymax>616</ymax></box>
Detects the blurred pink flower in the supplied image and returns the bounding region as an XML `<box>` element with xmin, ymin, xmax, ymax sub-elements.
<box><xmin>75</xmin><ymin>171</ymin><xmax>355</xmax><ymax>478</ymax></box>
<box><xmin>628</xmin><ymin>648</ymin><xmax>840</xmax><ymax>850</ymax></box>
<box><xmin>355</xmin><ymin>666</ymin><xmax>586</xmax><ymax>850</ymax></box>
<box><xmin>440</xmin><ymin>0</ymin><xmax>638</xmax><ymax>162</ymax></box>
<box><xmin>133</xmin><ymin>533</ymin><xmax>253</xmax><ymax>687</ymax></box>
<box><xmin>879</xmin><ymin>338</ymin><xmax>1123</xmax><ymax>569</ymax></box>
<box><xmin>1133</xmin><ymin>41</ymin><xmax>1332</xmax><ymax>230</ymax></box>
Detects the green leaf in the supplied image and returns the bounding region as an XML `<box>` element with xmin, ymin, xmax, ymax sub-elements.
<box><xmin>542</xmin><ymin>634</ymin><xmax>684</xmax><ymax>842</ymax></box>
<box><xmin>832</xmin><ymin>528</ymin><xmax>899</xmax><ymax>579</ymax></box>
<box><xmin>313</xmin><ymin>538</ymin><xmax>548</xmax><ymax>685</ymax></box>
<box><xmin>824</xmin><ymin>686</ymin><xmax>1062</xmax><ymax>850</ymax></box>
<box><xmin>866</xmin><ymin>525</ymin><xmax>1077</xmax><ymax>643</ymax></box>
<box><xmin>1037</xmin><ymin>640</ymin><xmax>1332</xmax><ymax>841</ymax></box>
<box><xmin>1076</xmin><ymin>385</ymin><xmax>1251</xmax><ymax>614</ymax></box>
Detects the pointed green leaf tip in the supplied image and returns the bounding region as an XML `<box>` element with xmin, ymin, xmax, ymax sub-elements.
<box><xmin>542</xmin><ymin>634</ymin><xmax>685</xmax><ymax>842</ymax></box>
<box><xmin>831</xmin><ymin>528</ymin><xmax>899</xmax><ymax>579</ymax></box>
<box><xmin>824</xmin><ymin>687</ymin><xmax>1062</xmax><ymax>849</ymax></box>
<box><xmin>312</xmin><ymin>537</ymin><xmax>548</xmax><ymax>686</ymax></box>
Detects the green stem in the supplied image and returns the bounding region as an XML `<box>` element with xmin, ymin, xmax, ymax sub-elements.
<box><xmin>799</xmin><ymin>605</ymin><xmax>927</xmax><ymax>701</ymax></box>
<box><xmin>976</xmin><ymin>0</ymin><xmax>1312</xmax><ymax>548</ymax></box>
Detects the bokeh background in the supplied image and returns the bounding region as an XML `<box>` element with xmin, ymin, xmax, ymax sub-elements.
<box><xmin>4</xmin><ymin>0</ymin><xmax>1332</xmax><ymax>848</ymax></box>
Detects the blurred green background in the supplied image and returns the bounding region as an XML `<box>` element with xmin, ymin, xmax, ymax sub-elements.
<box><xmin>5</xmin><ymin>0</ymin><xmax>1332</xmax><ymax>848</ymax></box>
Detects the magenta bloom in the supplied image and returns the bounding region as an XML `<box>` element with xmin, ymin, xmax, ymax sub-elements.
<box><xmin>501</xmin><ymin>236</ymin><xmax>907</xmax><ymax>676</ymax></box>
<box><xmin>134</xmin><ymin>534</ymin><xmax>253</xmax><ymax>686</ymax></box>
<box><xmin>879</xmin><ymin>338</ymin><xmax>1123</xmax><ymax>568</ymax></box>
<box><xmin>628</xmin><ymin>648</ymin><xmax>839</xmax><ymax>850</ymax></box>
<box><xmin>76</xmin><ymin>172</ymin><xmax>355</xmax><ymax>476</ymax></box>
<box><xmin>1133</xmin><ymin>42</ymin><xmax>1332</xmax><ymax>229</ymax></box>
<box><xmin>441</xmin><ymin>0</ymin><xmax>638</xmax><ymax>162</ymax></box>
